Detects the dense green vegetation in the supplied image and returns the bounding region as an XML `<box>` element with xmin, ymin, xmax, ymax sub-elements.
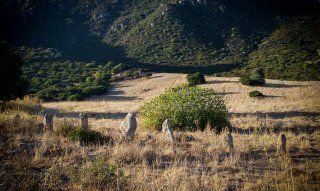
<box><xmin>139</xmin><ymin>85</ymin><xmax>229</xmax><ymax>132</ymax></box>
<box><xmin>1</xmin><ymin>0</ymin><xmax>319</xmax><ymax>81</ymax></box>
<box><xmin>235</xmin><ymin>17</ymin><xmax>320</xmax><ymax>81</ymax></box>
<box><xmin>15</xmin><ymin>46</ymin><xmax>149</xmax><ymax>101</ymax></box>
<box><xmin>16</xmin><ymin>46</ymin><xmax>115</xmax><ymax>101</ymax></box>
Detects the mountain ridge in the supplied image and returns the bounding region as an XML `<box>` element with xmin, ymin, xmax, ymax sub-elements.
<box><xmin>1</xmin><ymin>0</ymin><xmax>319</xmax><ymax>80</ymax></box>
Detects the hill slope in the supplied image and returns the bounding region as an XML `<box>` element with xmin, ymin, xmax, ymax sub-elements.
<box><xmin>1</xmin><ymin>0</ymin><xmax>320</xmax><ymax>80</ymax></box>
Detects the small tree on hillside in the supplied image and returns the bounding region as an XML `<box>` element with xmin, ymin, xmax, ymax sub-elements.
<box><xmin>0</xmin><ymin>42</ymin><xmax>25</xmax><ymax>101</ymax></box>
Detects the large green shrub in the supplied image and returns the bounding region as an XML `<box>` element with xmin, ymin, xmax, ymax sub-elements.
<box><xmin>186</xmin><ymin>72</ymin><xmax>206</xmax><ymax>86</ymax></box>
<box><xmin>139</xmin><ymin>85</ymin><xmax>229</xmax><ymax>132</ymax></box>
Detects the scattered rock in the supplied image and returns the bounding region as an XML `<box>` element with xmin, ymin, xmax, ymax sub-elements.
<box><xmin>225</xmin><ymin>132</ymin><xmax>234</xmax><ymax>152</ymax></box>
<box><xmin>80</xmin><ymin>113</ymin><xmax>89</xmax><ymax>129</ymax></box>
<box><xmin>43</xmin><ymin>114</ymin><xmax>54</xmax><ymax>131</ymax></box>
<box><xmin>121</xmin><ymin>113</ymin><xmax>137</xmax><ymax>138</ymax></box>
<box><xmin>162</xmin><ymin>119</ymin><xmax>174</xmax><ymax>142</ymax></box>
<box><xmin>278</xmin><ymin>134</ymin><xmax>287</xmax><ymax>153</ymax></box>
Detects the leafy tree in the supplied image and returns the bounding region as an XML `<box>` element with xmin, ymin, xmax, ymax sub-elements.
<box><xmin>0</xmin><ymin>42</ymin><xmax>25</xmax><ymax>101</ymax></box>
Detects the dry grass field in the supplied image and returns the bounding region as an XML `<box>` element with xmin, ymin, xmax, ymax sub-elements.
<box><xmin>1</xmin><ymin>73</ymin><xmax>320</xmax><ymax>190</ymax></box>
<box><xmin>43</xmin><ymin>73</ymin><xmax>320</xmax><ymax>132</ymax></box>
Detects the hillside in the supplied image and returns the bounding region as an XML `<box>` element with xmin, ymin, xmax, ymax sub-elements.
<box><xmin>1</xmin><ymin>0</ymin><xmax>320</xmax><ymax>80</ymax></box>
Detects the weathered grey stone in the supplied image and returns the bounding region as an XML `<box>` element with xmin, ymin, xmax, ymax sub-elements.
<box><xmin>79</xmin><ymin>113</ymin><xmax>89</xmax><ymax>129</ymax></box>
<box><xmin>225</xmin><ymin>132</ymin><xmax>234</xmax><ymax>152</ymax></box>
<box><xmin>278</xmin><ymin>134</ymin><xmax>287</xmax><ymax>153</ymax></box>
<box><xmin>13</xmin><ymin>115</ymin><xmax>20</xmax><ymax>128</ymax></box>
<box><xmin>162</xmin><ymin>119</ymin><xmax>174</xmax><ymax>142</ymax></box>
<box><xmin>43</xmin><ymin>114</ymin><xmax>54</xmax><ymax>131</ymax></box>
<box><xmin>121</xmin><ymin>113</ymin><xmax>137</xmax><ymax>137</ymax></box>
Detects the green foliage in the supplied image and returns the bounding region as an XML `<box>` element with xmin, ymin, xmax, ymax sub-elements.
<box><xmin>139</xmin><ymin>85</ymin><xmax>229</xmax><ymax>132</ymax></box>
<box><xmin>15</xmin><ymin>47</ymin><xmax>114</xmax><ymax>101</ymax></box>
<box><xmin>56</xmin><ymin>124</ymin><xmax>113</xmax><ymax>145</ymax></box>
<box><xmin>0</xmin><ymin>42</ymin><xmax>26</xmax><ymax>100</ymax></box>
<box><xmin>249</xmin><ymin>91</ymin><xmax>264</xmax><ymax>98</ymax></box>
<box><xmin>186</xmin><ymin>72</ymin><xmax>206</xmax><ymax>86</ymax></box>
<box><xmin>240</xmin><ymin>68</ymin><xmax>265</xmax><ymax>86</ymax></box>
<box><xmin>242</xmin><ymin>17</ymin><xmax>320</xmax><ymax>81</ymax></box>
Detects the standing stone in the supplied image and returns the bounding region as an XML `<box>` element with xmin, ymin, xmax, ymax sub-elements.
<box><xmin>80</xmin><ymin>113</ymin><xmax>89</xmax><ymax>129</ymax></box>
<box><xmin>13</xmin><ymin>115</ymin><xmax>21</xmax><ymax>128</ymax></box>
<box><xmin>225</xmin><ymin>132</ymin><xmax>234</xmax><ymax>153</ymax></box>
<box><xmin>162</xmin><ymin>119</ymin><xmax>174</xmax><ymax>142</ymax></box>
<box><xmin>43</xmin><ymin>114</ymin><xmax>54</xmax><ymax>131</ymax></box>
<box><xmin>121</xmin><ymin>113</ymin><xmax>137</xmax><ymax>138</ymax></box>
<box><xmin>278</xmin><ymin>134</ymin><xmax>287</xmax><ymax>153</ymax></box>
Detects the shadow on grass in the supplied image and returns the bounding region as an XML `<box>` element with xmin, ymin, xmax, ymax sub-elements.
<box><xmin>263</xmin><ymin>83</ymin><xmax>307</xmax><ymax>88</ymax></box>
<box><xmin>43</xmin><ymin>108</ymin><xmax>136</xmax><ymax>120</ymax></box>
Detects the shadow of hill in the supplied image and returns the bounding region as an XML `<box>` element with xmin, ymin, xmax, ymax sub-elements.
<box><xmin>228</xmin><ymin>111</ymin><xmax>320</xmax><ymax>119</ymax></box>
<box><xmin>232</xmin><ymin>125</ymin><xmax>320</xmax><ymax>135</ymax></box>
<box><xmin>263</xmin><ymin>83</ymin><xmax>307</xmax><ymax>88</ymax></box>
<box><xmin>88</xmin><ymin>95</ymin><xmax>142</xmax><ymax>102</ymax></box>
<box><xmin>44</xmin><ymin>108</ymin><xmax>134</xmax><ymax>120</ymax></box>
<box><xmin>206</xmin><ymin>79</ymin><xmax>239</xmax><ymax>84</ymax></box>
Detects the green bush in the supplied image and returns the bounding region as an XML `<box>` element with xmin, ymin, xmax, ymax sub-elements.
<box><xmin>186</xmin><ymin>72</ymin><xmax>206</xmax><ymax>86</ymax></box>
<box><xmin>239</xmin><ymin>76</ymin><xmax>253</xmax><ymax>86</ymax></box>
<box><xmin>56</xmin><ymin>124</ymin><xmax>113</xmax><ymax>145</ymax></box>
<box><xmin>249</xmin><ymin>90</ymin><xmax>264</xmax><ymax>98</ymax></box>
<box><xmin>139</xmin><ymin>85</ymin><xmax>229</xmax><ymax>132</ymax></box>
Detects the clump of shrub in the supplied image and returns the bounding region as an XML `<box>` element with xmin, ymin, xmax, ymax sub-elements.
<box><xmin>249</xmin><ymin>90</ymin><xmax>264</xmax><ymax>98</ymax></box>
<box><xmin>56</xmin><ymin>123</ymin><xmax>113</xmax><ymax>145</ymax></box>
<box><xmin>186</xmin><ymin>72</ymin><xmax>206</xmax><ymax>86</ymax></box>
<box><xmin>240</xmin><ymin>68</ymin><xmax>265</xmax><ymax>86</ymax></box>
<box><xmin>139</xmin><ymin>85</ymin><xmax>229</xmax><ymax>132</ymax></box>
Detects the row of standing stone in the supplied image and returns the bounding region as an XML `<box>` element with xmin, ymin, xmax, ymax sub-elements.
<box><xmin>12</xmin><ymin>113</ymin><xmax>90</xmax><ymax>131</ymax></box>
<box><xmin>225</xmin><ymin>132</ymin><xmax>287</xmax><ymax>154</ymax></box>
<box><xmin>12</xmin><ymin>113</ymin><xmax>287</xmax><ymax>153</ymax></box>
